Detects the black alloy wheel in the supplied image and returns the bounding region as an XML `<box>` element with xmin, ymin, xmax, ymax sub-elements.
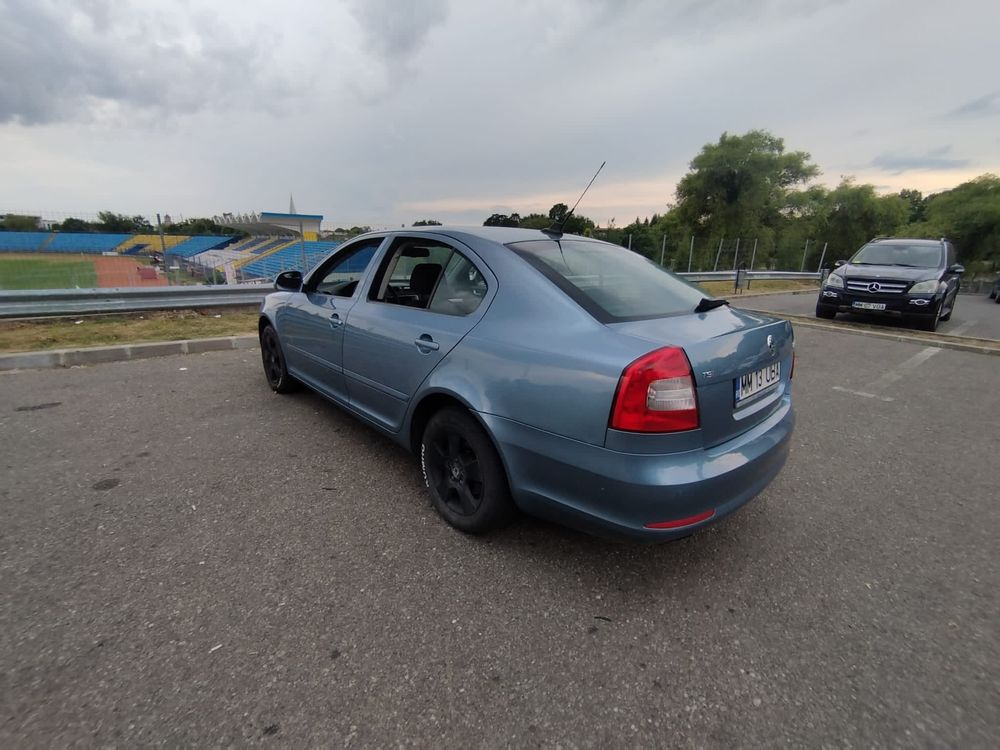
<box><xmin>421</xmin><ymin>407</ymin><xmax>514</xmax><ymax>533</ymax></box>
<box><xmin>260</xmin><ymin>325</ymin><xmax>297</xmax><ymax>393</ymax></box>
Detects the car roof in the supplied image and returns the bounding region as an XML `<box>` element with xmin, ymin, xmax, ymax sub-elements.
<box><xmin>870</xmin><ymin>238</ymin><xmax>943</xmax><ymax>246</ymax></box>
<box><xmin>368</xmin><ymin>225</ymin><xmax>597</xmax><ymax>246</ymax></box>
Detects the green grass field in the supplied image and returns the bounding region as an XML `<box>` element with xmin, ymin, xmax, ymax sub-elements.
<box><xmin>0</xmin><ymin>254</ymin><xmax>97</xmax><ymax>290</ymax></box>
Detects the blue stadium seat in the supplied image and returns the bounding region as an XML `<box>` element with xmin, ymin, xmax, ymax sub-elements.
<box><xmin>240</xmin><ymin>240</ymin><xmax>341</xmax><ymax>279</ymax></box>
<box><xmin>47</xmin><ymin>233</ymin><xmax>132</xmax><ymax>253</ymax></box>
<box><xmin>0</xmin><ymin>232</ymin><xmax>51</xmax><ymax>252</ymax></box>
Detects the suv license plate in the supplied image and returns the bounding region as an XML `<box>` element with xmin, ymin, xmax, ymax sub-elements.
<box><xmin>735</xmin><ymin>362</ymin><xmax>780</xmax><ymax>404</ymax></box>
<box><xmin>852</xmin><ymin>301</ymin><xmax>886</xmax><ymax>311</ymax></box>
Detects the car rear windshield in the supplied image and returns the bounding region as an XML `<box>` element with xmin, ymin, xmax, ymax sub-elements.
<box><xmin>508</xmin><ymin>239</ymin><xmax>707</xmax><ymax>322</ymax></box>
<box><xmin>851</xmin><ymin>242</ymin><xmax>942</xmax><ymax>268</ymax></box>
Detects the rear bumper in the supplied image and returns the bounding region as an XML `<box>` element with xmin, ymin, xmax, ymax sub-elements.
<box><xmin>818</xmin><ymin>289</ymin><xmax>941</xmax><ymax>317</ymax></box>
<box><xmin>479</xmin><ymin>397</ymin><xmax>794</xmax><ymax>542</ymax></box>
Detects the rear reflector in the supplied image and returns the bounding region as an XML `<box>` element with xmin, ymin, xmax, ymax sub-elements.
<box><xmin>644</xmin><ymin>509</ymin><xmax>715</xmax><ymax>530</ymax></box>
<box><xmin>610</xmin><ymin>347</ymin><xmax>699</xmax><ymax>432</ymax></box>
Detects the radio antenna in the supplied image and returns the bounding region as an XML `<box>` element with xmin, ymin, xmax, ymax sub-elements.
<box><xmin>543</xmin><ymin>161</ymin><xmax>606</xmax><ymax>237</ymax></box>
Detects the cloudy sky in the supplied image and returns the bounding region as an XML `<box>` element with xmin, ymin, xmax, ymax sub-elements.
<box><xmin>1</xmin><ymin>0</ymin><xmax>998</xmax><ymax>228</ymax></box>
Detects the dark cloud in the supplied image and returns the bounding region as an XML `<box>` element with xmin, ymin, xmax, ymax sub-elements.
<box><xmin>948</xmin><ymin>90</ymin><xmax>1000</xmax><ymax>118</ymax></box>
<box><xmin>870</xmin><ymin>147</ymin><xmax>970</xmax><ymax>174</ymax></box>
<box><xmin>0</xmin><ymin>0</ymin><xmax>292</xmax><ymax>125</ymax></box>
<box><xmin>348</xmin><ymin>0</ymin><xmax>449</xmax><ymax>65</ymax></box>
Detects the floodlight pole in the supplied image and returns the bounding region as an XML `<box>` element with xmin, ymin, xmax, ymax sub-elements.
<box><xmin>732</xmin><ymin>237</ymin><xmax>741</xmax><ymax>271</ymax></box>
<box><xmin>687</xmin><ymin>236</ymin><xmax>694</xmax><ymax>272</ymax></box>
<box><xmin>156</xmin><ymin>213</ymin><xmax>167</xmax><ymax>282</ymax></box>
<box><xmin>800</xmin><ymin>239</ymin><xmax>810</xmax><ymax>272</ymax></box>
<box><xmin>659</xmin><ymin>234</ymin><xmax>666</xmax><ymax>266</ymax></box>
<box><xmin>713</xmin><ymin>236</ymin><xmax>725</xmax><ymax>271</ymax></box>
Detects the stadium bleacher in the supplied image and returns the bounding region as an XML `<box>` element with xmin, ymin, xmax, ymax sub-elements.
<box><xmin>46</xmin><ymin>233</ymin><xmax>133</xmax><ymax>253</ymax></box>
<box><xmin>165</xmin><ymin>235</ymin><xmax>233</xmax><ymax>258</ymax></box>
<box><xmin>240</xmin><ymin>240</ymin><xmax>341</xmax><ymax>279</ymax></box>
<box><xmin>0</xmin><ymin>232</ymin><xmax>52</xmax><ymax>252</ymax></box>
<box><xmin>118</xmin><ymin>234</ymin><xmax>188</xmax><ymax>255</ymax></box>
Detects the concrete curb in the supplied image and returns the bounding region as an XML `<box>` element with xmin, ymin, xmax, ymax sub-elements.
<box><xmin>724</xmin><ymin>287</ymin><xmax>820</xmax><ymax>299</ymax></box>
<box><xmin>740</xmin><ymin>310</ymin><xmax>1000</xmax><ymax>357</ymax></box>
<box><xmin>0</xmin><ymin>335</ymin><xmax>258</xmax><ymax>372</ymax></box>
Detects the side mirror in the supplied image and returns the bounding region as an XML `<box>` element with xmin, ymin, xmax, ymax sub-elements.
<box><xmin>274</xmin><ymin>270</ymin><xmax>303</xmax><ymax>291</ymax></box>
<box><xmin>834</xmin><ymin>259</ymin><xmax>847</xmax><ymax>268</ymax></box>
<box><xmin>948</xmin><ymin>264</ymin><xmax>965</xmax><ymax>275</ymax></box>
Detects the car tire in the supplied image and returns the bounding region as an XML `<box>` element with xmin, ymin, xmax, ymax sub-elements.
<box><xmin>815</xmin><ymin>303</ymin><xmax>837</xmax><ymax>320</ymax></box>
<box><xmin>260</xmin><ymin>324</ymin><xmax>298</xmax><ymax>393</ymax></box>
<box><xmin>917</xmin><ymin>304</ymin><xmax>941</xmax><ymax>332</ymax></box>
<box><xmin>420</xmin><ymin>407</ymin><xmax>515</xmax><ymax>534</ymax></box>
<box><xmin>940</xmin><ymin>296</ymin><xmax>954</xmax><ymax>322</ymax></box>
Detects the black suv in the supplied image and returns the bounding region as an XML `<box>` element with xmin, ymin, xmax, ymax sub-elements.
<box><xmin>816</xmin><ymin>238</ymin><xmax>964</xmax><ymax>332</ymax></box>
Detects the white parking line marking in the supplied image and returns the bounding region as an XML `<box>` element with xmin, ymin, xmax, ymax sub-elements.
<box><xmin>865</xmin><ymin>346</ymin><xmax>941</xmax><ymax>393</ymax></box>
<box><xmin>832</xmin><ymin>386</ymin><xmax>894</xmax><ymax>402</ymax></box>
<box><xmin>949</xmin><ymin>320</ymin><xmax>977</xmax><ymax>336</ymax></box>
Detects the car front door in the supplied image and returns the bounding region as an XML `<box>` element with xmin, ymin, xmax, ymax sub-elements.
<box><xmin>278</xmin><ymin>237</ymin><xmax>386</xmax><ymax>403</ymax></box>
<box><xmin>341</xmin><ymin>234</ymin><xmax>495</xmax><ymax>431</ymax></box>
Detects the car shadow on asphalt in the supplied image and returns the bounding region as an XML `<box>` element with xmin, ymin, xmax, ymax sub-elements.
<box><xmin>290</xmin><ymin>386</ymin><xmax>769</xmax><ymax>583</ymax></box>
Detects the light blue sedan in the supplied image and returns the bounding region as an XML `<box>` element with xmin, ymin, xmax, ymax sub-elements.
<box><xmin>258</xmin><ymin>227</ymin><xmax>794</xmax><ymax>540</ymax></box>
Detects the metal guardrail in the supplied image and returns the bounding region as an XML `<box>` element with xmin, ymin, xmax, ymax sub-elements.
<box><xmin>679</xmin><ymin>270</ymin><xmax>821</xmax><ymax>283</ymax></box>
<box><xmin>0</xmin><ymin>272</ymin><xmax>825</xmax><ymax>317</ymax></box>
<box><xmin>0</xmin><ymin>285</ymin><xmax>269</xmax><ymax>318</ymax></box>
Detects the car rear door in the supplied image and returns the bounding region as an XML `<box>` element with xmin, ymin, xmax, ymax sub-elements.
<box><xmin>341</xmin><ymin>234</ymin><xmax>496</xmax><ymax>432</ymax></box>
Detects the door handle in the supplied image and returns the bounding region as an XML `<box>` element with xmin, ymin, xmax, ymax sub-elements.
<box><xmin>414</xmin><ymin>335</ymin><xmax>439</xmax><ymax>352</ymax></box>
<box><xmin>329</xmin><ymin>313</ymin><xmax>342</xmax><ymax>328</ymax></box>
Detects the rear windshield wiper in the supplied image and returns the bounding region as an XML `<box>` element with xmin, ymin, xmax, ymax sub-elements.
<box><xmin>694</xmin><ymin>298</ymin><xmax>729</xmax><ymax>313</ymax></box>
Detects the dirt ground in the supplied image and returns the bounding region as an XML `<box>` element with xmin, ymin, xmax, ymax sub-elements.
<box><xmin>92</xmin><ymin>255</ymin><xmax>168</xmax><ymax>288</ymax></box>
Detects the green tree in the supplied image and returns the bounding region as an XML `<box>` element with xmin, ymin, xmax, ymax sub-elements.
<box><xmin>674</xmin><ymin>130</ymin><xmax>819</xmax><ymax>239</ymax></box>
<box><xmin>1</xmin><ymin>214</ymin><xmax>40</xmax><ymax>231</ymax></box>
<box><xmin>97</xmin><ymin>211</ymin><xmax>153</xmax><ymax>233</ymax></box>
<box><xmin>483</xmin><ymin>213</ymin><xmax>521</xmax><ymax>227</ymax></box>
<box><xmin>167</xmin><ymin>217</ymin><xmax>244</xmax><ymax>236</ymax></box>
<box><xmin>910</xmin><ymin>174</ymin><xmax>1000</xmax><ymax>265</ymax></box>
<box><xmin>56</xmin><ymin>217</ymin><xmax>94</xmax><ymax>232</ymax></box>
<box><xmin>412</xmin><ymin>219</ymin><xmax>442</xmax><ymax>226</ymax></box>
<box><xmin>898</xmin><ymin>189</ymin><xmax>927</xmax><ymax>224</ymax></box>
<box><xmin>518</xmin><ymin>213</ymin><xmax>551</xmax><ymax>230</ymax></box>
<box><xmin>823</xmin><ymin>179</ymin><xmax>908</xmax><ymax>261</ymax></box>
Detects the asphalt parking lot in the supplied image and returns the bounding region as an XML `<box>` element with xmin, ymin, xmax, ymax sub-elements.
<box><xmin>734</xmin><ymin>290</ymin><xmax>1000</xmax><ymax>340</ymax></box>
<box><xmin>2</xmin><ymin>326</ymin><xmax>998</xmax><ymax>746</ymax></box>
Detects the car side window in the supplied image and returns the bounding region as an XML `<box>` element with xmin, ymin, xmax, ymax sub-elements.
<box><xmin>370</xmin><ymin>239</ymin><xmax>460</xmax><ymax>311</ymax></box>
<box><xmin>947</xmin><ymin>244</ymin><xmax>956</xmax><ymax>267</ymax></box>
<box><xmin>312</xmin><ymin>239</ymin><xmax>381</xmax><ymax>297</ymax></box>
<box><xmin>428</xmin><ymin>252</ymin><xmax>488</xmax><ymax>316</ymax></box>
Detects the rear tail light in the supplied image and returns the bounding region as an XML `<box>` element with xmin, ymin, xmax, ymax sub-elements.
<box><xmin>610</xmin><ymin>347</ymin><xmax>699</xmax><ymax>432</ymax></box>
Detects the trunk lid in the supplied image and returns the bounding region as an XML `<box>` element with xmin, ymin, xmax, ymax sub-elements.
<box><xmin>607</xmin><ymin>305</ymin><xmax>793</xmax><ymax>448</ymax></box>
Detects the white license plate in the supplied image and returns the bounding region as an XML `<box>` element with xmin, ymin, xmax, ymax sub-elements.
<box><xmin>735</xmin><ymin>362</ymin><xmax>781</xmax><ymax>403</ymax></box>
<box><xmin>852</xmin><ymin>301</ymin><xmax>886</xmax><ymax>311</ymax></box>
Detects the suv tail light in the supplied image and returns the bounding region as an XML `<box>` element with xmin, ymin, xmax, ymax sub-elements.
<box><xmin>610</xmin><ymin>347</ymin><xmax>699</xmax><ymax>432</ymax></box>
